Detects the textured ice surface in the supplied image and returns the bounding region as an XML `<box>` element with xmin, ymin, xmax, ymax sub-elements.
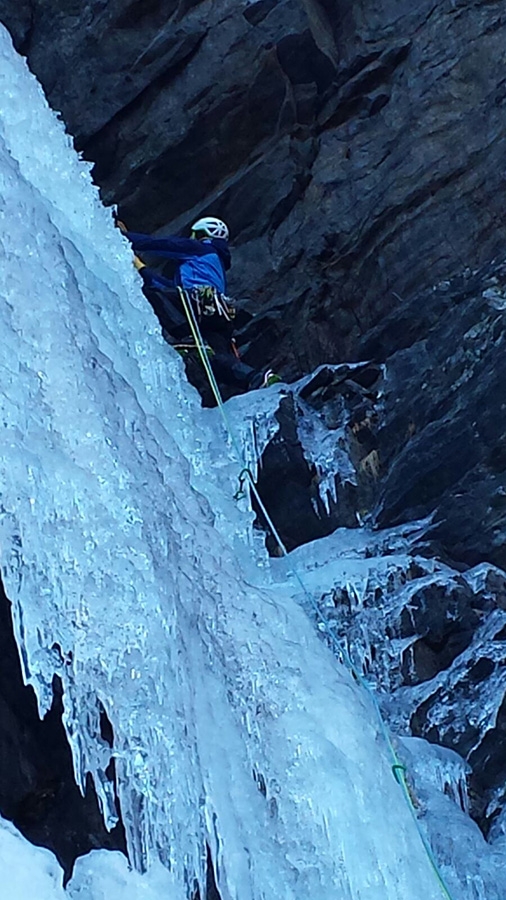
<box><xmin>0</xmin><ymin>22</ymin><xmax>505</xmax><ymax>900</ymax></box>
<box><xmin>294</xmin><ymin>369</ymin><xmax>360</xmax><ymax>514</ymax></box>
<box><xmin>68</xmin><ymin>849</ymin><xmax>177</xmax><ymax>900</ymax></box>
<box><xmin>0</xmin><ymin>817</ymin><xmax>66</xmax><ymax>900</ymax></box>
<box><xmin>226</xmin><ymin>366</ymin><xmax>361</xmax><ymax>516</ymax></box>
<box><xmin>0</xmin><ymin>816</ymin><xmax>173</xmax><ymax>900</ymax></box>
<box><xmin>398</xmin><ymin>740</ymin><xmax>506</xmax><ymax>900</ymax></box>
<box><xmin>274</xmin><ymin>523</ymin><xmax>506</xmax><ymax>898</ymax></box>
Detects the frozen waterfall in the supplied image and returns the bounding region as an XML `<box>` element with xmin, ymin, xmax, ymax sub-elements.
<box><xmin>0</xmin><ymin>23</ymin><xmax>502</xmax><ymax>900</ymax></box>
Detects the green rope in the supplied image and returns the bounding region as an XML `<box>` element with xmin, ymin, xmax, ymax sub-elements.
<box><xmin>176</xmin><ymin>287</ymin><xmax>455</xmax><ymax>900</ymax></box>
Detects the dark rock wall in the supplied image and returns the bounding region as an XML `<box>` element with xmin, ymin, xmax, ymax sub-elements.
<box><xmin>253</xmin><ymin>257</ymin><xmax>506</xmax><ymax>569</ymax></box>
<box><xmin>368</xmin><ymin>260</ymin><xmax>506</xmax><ymax>569</ymax></box>
<box><xmin>2</xmin><ymin>0</ymin><xmax>505</xmax><ymax>377</ymax></box>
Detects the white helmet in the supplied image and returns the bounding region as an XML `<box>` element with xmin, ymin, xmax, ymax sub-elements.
<box><xmin>191</xmin><ymin>216</ymin><xmax>229</xmax><ymax>240</ymax></box>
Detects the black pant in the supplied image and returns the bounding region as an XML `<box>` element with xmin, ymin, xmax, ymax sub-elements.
<box><xmin>203</xmin><ymin>332</ymin><xmax>257</xmax><ymax>391</ymax></box>
<box><xmin>139</xmin><ymin>273</ymin><xmax>259</xmax><ymax>400</ymax></box>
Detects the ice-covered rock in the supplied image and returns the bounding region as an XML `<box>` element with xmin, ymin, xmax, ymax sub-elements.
<box><xmin>0</xmin><ymin>815</ymin><xmax>174</xmax><ymax>900</ymax></box>
<box><xmin>0</xmin><ymin>817</ymin><xmax>66</xmax><ymax>900</ymax></box>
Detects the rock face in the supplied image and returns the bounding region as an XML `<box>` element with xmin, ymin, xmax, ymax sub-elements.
<box><xmin>366</xmin><ymin>259</ymin><xmax>506</xmax><ymax>569</ymax></box>
<box><xmin>254</xmin><ymin>257</ymin><xmax>506</xmax><ymax>570</ymax></box>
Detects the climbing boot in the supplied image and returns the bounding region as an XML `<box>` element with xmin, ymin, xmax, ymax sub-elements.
<box><xmin>260</xmin><ymin>369</ymin><xmax>281</xmax><ymax>388</ymax></box>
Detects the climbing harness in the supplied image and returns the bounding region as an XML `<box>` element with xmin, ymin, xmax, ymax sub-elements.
<box><xmin>176</xmin><ymin>287</ymin><xmax>456</xmax><ymax>900</ymax></box>
<box><xmin>173</xmin><ymin>340</ymin><xmax>214</xmax><ymax>358</ymax></box>
<box><xmin>190</xmin><ymin>285</ymin><xmax>236</xmax><ymax>323</ymax></box>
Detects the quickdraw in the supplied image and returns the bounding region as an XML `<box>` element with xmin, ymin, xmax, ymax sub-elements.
<box><xmin>233</xmin><ymin>467</ymin><xmax>253</xmax><ymax>501</ymax></box>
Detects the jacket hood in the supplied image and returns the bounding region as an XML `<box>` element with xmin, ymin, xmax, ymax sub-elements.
<box><xmin>209</xmin><ymin>238</ymin><xmax>231</xmax><ymax>271</ymax></box>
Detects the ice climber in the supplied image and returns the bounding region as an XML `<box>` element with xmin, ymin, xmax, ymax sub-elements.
<box><xmin>117</xmin><ymin>216</ymin><xmax>280</xmax><ymax>403</ymax></box>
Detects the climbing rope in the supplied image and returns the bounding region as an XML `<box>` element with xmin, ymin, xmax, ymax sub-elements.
<box><xmin>176</xmin><ymin>287</ymin><xmax>455</xmax><ymax>900</ymax></box>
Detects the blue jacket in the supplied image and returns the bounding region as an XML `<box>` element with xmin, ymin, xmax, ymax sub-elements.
<box><xmin>125</xmin><ymin>232</ymin><xmax>231</xmax><ymax>293</ymax></box>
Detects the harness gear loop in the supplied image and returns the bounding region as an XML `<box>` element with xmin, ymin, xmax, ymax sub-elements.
<box><xmin>191</xmin><ymin>286</ymin><xmax>236</xmax><ymax>322</ymax></box>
